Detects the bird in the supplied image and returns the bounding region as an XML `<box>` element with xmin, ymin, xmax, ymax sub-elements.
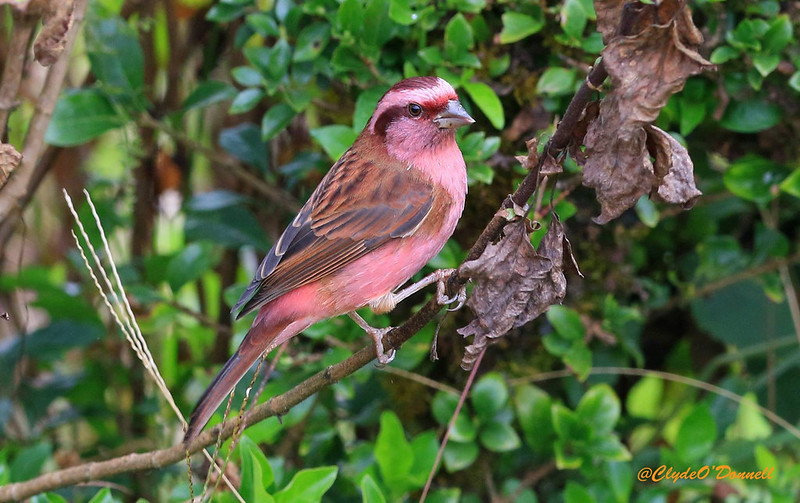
<box><xmin>184</xmin><ymin>76</ymin><xmax>474</xmax><ymax>442</ymax></box>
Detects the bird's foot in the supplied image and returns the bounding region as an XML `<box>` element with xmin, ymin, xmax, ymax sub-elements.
<box><xmin>436</xmin><ymin>274</ymin><xmax>467</xmax><ymax>312</ymax></box>
<box><xmin>369</xmin><ymin>326</ymin><xmax>396</xmax><ymax>367</ymax></box>
<box><xmin>348</xmin><ymin>312</ymin><xmax>396</xmax><ymax>366</ymax></box>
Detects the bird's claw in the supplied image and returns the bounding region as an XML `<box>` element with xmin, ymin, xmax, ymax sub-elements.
<box><xmin>436</xmin><ymin>278</ymin><xmax>467</xmax><ymax>312</ymax></box>
<box><xmin>368</xmin><ymin>326</ymin><xmax>396</xmax><ymax>367</ymax></box>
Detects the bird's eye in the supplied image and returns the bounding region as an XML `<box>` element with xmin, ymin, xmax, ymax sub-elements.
<box><xmin>407</xmin><ymin>103</ymin><xmax>423</xmax><ymax>117</ymax></box>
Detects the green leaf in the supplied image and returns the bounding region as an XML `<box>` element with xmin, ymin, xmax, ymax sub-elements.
<box><xmin>561</xmin><ymin>0</ymin><xmax>587</xmax><ymax>39</ymax></box>
<box><xmin>479</xmin><ymin>420</ymin><xmax>521</xmax><ymax>452</ymax></box>
<box><xmin>431</xmin><ymin>392</ymin><xmax>477</xmax><ymax>442</ymax></box>
<box><xmin>247</xmin><ymin>12</ymin><xmax>279</xmax><ymax>37</ymax></box>
<box><xmin>361</xmin><ymin>474</ymin><xmax>387</xmax><ymax>503</ymax></box>
<box><xmin>246</xmin><ymin>40</ymin><xmax>292</xmax><ymax>81</ymax></box>
<box><xmin>723</xmin><ymin>155</ymin><xmax>785</xmax><ymax>205</ymax></box>
<box><xmin>634</xmin><ymin>196</ymin><xmax>659</xmax><ymax>228</ymax></box>
<box><xmin>87</xmin><ymin>488</ymin><xmax>115</xmax><ymax>503</ymax></box>
<box><xmin>31</xmin><ymin>494</ymin><xmax>68</xmax><ymax>503</ymax></box>
<box><xmin>790</xmin><ymin>71</ymin><xmax>800</xmax><ymax>92</ymax></box>
<box><xmin>576</xmin><ymin>384</ymin><xmax>620</xmax><ymax>436</ymax></box>
<box><xmin>709</xmin><ymin>46</ymin><xmax>739</xmax><ymax>64</ymax></box>
<box><xmin>720</xmin><ymin>99</ymin><xmax>780</xmax><ymax>133</ymax></box>
<box><xmin>408</xmin><ymin>430</ymin><xmax>440</xmax><ymax>485</ymax></box>
<box><xmin>425</xmin><ymin>488</ymin><xmax>461</xmax><ymax>503</ymax></box>
<box><xmin>753</xmin><ymin>52</ymin><xmax>780</xmax><ymax>77</ymax></box>
<box><xmin>86</xmin><ymin>17</ymin><xmax>145</xmax><ymax>106</ymax></box>
<box><xmin>605</xmin><ymin>461</ymin><xmax>633</xmax><ymax>503</ymax></box>
<box><xmin>462</xmin><ymin>81</ymin><xmax>504</xmax><ymax>129</ymax></box>
<box><xmin>763</xmin><ymin>15</ymin><xmax>793</xmax><ymax>53</ymax></box>
<box><xmin>273</xmin><ymin>466</ymin><xmax>338</xmax><ymax>503</ymax></box>
<box><xmin>563</xmin><ymin>340</ymin><xmax>592</xmax><ymax>380</ymax></box>
<box><xmin>362</xmin><ymin>0</ymin><xmax>394</xmax><ymax>50</ymax></box>
<box><xmin>515</xmin><ymin>385</ymin><xmax>554</xmax><ymax>452</ymax></box>
<box><xmin>442</xmin><ymin>441</ymin><xmax>478</xmax><ymax>472</ymax></box>
<box><xmin>206</xmin><ymin>2</ymin><xmax>247</xmax><ymax>22</ymax></box>
<box><xmin>338</xmin><ymin>0</ymin><xmax>364</xmax><ymax>38</ymax></box>
<box><xmin>220</xmin><ymin>123</ymin><xmax>268</xmax><ymax>172</ymax></box>
<box><xmin>499</xmin><ymin>11</ymin><xmax>544</xmax><ymax>44</ymax></box>
<box><xmin>239</xmin><ymin>436</ymin><xmax>275</xmax><ymax>503</ymax></box>
<box><xmin>166</xmin><ymin>243</ymin><xmax>219</xmax><ymax>291</ymax></box>
<box><xmin>389</xmin><ymin>0</ymin><xmax>417</xmax><ymax>25</ymax></box>
<box><xmin>678</xmin><ymin>94</ymin><xmax>706</xmax><ymax>136</ymax></box>
<box><xmin>230</xmin><ymin>88</ymin><xmax>265</xmax><ymax>114</ymax></box>
<box><xmin>709</xmin><ymin>45</ymin><xmax>739</xmax><ymax>65</ymax></box>
<box><xmin>725</xmin><ymin>392</ymin><xmax>771</xmax><ymax>441</ymax></box>
<box><xmin>471</xmin><ymin>372</ymin><xmax>508</xmax><ymax>419</ymax></box>
<box><xmin>10</xmin><ymin>442</ymin><xmax>51</xmax><ymax>483</ymax></box>
<box><xmin>444</xmin><ymin>13</ymin><xmax>473</xmax><ymax>60</ymax></box>
<box><xmin>232</xmin><ymin>66</ymin><xmax>263</xmax><ymax>87</ymax></box>
<box><xmin>310</xmin><ymin>125</ymin><xmax>358</xmax><ymax>160</ymax></box>
<box><xmin>45</xmin><ymin>89</ymin><xmax>125</xmax><ymax>146</ymax></box>
<box><xmin>262</xmin><ymin>103</ymin><xmax>297</xmax><ymax>140</ymax></box>
<box><xmin>753</xmin><ymin>223</ymin><xmax>789</xmax><ymax>263</ymax></box>
<box><xmin>546</xmin><ymin>305</ymin><xmax>585</xmax><ymax>341</ymax></box>
<box><xmin>675</xmin><ymin>403</ymin><xmax>716</xmax><ymax>462</ymax></box>
<box><xmin>374</xmin><ymin>411</ymin><xmax>413</xmax><ymax>482</ymax></box>
<box><xmin>626</xmin><ymin>376</ymin><xmax>663</xmax><ymax>419</ymax></box>
<box><xmin>564</xmin><ymin>482</ymin><xmax>596</xmax><ymax>503</ymax></box>
<box><xmin>780</xmin><ymin>168</ymin><xmax>800</xmax><ymax>198</ymax></box>
<box><xmin>183</xmin><ymin>81</ymin><xmax>237</xmax><ymax>111</ymax></box>
<box><xmin>536</xmin><ymin>67</ymin><xmax>577</xmax><ymax>96</ymax></box>
<box><xmin>294</xmin><ymin>23</ymin><xmax>331</xmax><ymax>62</ymax></box>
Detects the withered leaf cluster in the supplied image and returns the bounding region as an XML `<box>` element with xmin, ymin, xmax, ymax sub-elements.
<box><xmin>458</xmin><ymin>216</ymin><xmax>580</xmax><ymax>370</ymax></box>
<box><xmin>582</xmin><ymin>0</ymin><xmax>711</xmax><ymax>223</ymax></box>
<box><xmin>2</xmin><ymin>0</ymin><xmax>75</xmax><ymax>67</ymax></box>
<box><xmin>0</xmin><ymin>143</ymin><xmax>22</xmax><ymax>191</ymax></box>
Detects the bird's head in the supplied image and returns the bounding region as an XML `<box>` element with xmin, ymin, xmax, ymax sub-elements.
<box><xmin>367</xmin><ymin>77</ymin><xmax>474</xmax><ymax>154</ymax></box>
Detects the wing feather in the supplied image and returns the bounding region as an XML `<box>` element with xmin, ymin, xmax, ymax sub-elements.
<box><xmin>232</xmin><ymin>148</ymin><xmax>435</xmax><ymax>318</ymax></box>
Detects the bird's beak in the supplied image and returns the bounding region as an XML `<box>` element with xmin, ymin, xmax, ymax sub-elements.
<box><xmin>434</xmin><ymin>100</ymin><xmax>475</xmax><ymax>129</ymax></box>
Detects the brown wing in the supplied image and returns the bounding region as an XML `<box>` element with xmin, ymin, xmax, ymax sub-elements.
<box><xmin>232</xmin><ymin>148</ymin><xmax>435</xmax><ymax>318</ymax></box>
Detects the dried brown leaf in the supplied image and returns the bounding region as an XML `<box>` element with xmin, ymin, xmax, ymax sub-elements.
<box><xmin>646</xmin><ymin>125</ymin><xmax>701</xmax><ymax>207</ymax></box>
<box><xmin>595</xmin><ymin>0</ymin><xmax>654</xmax><ymax>43</ymax></box>
<box><xmin>583</xmin><ymin>2</ymin><xmax>712</xmax><ymax>223</ymax></box>
<box><xmin>0</xmin><ymin>143</ymin><xmax>22</xmax><ymax>191</ymax></box>
<box><xmin>515</xmin><ymin>137</ymin><xmax>539</xmax><ymax>172</ymax></box>
<box><xmin>33</xmin><ymin>0</ymin><xmax>74</xmax><ymax>66</ymax></box>
<box><xmin>540</xmin><ymin>153</ymin><xmax>562</xmax><ymax>176</ymax></box>
<box><xmin>458</xmin><ymin>216</ymin><xmax>575</xmax><ymax>369</ymax></box>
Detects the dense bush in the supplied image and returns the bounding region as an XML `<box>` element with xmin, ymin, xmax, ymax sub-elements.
<box><xmin>1</xmin><ymin>0</ymin><xmax>800</xmax><ymax>501</ymax></box>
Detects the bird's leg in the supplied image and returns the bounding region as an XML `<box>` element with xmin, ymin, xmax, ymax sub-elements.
<box><xmin>391</xmin><ymin>268</ymin><xmax>466</xmax><ymax>312</ymax></box>
<box><xmin>348</xmin><ymin>311</ymin><xmax>395</xmax><ymax>365</ymax></box>
<box><xmin>390</xmin><ymin>268</ymin><xmax>461</xmax><ymax>309</ymax></box>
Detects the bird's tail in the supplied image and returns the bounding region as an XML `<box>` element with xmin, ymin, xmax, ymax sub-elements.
<box><xmin>183</xmin><ymin>312</ymin><xmax>304</xmax><ymax>443</ymax></box>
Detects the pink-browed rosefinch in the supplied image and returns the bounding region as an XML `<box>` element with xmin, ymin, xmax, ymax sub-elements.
<box><xmin>185</xmin><ymin>76</ymin><xmax>474</xmax><ymax>441</ymax></box>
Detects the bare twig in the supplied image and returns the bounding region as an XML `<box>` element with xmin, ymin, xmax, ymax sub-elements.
<box><xmin>419</xmin><ymin>347</ymin><xmax>486</xmax><ymax>503</ymax></box>
<box><xmin>377</xmin><ymin>365</ymin><xmax>460</xmax><ymax>396</ymax></box>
